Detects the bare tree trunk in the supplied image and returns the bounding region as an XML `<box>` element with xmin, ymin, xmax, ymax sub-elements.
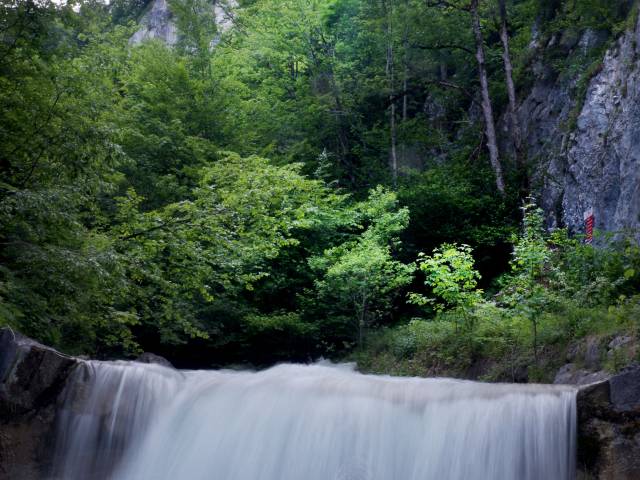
<box><xmin>402</xmin><ymin>0</ymin><xmax>409</xmax><ymax>122</ymax></box>
<box><xmin>532</xmin><ymin>316</ymin><xmax>538</xmax><ymax>364</ymax></box>
<box><xmin>385</xmin><ymin>0</ymin><xmax>398</xmax><ymax>187</ymax></box>
<box><xmin>470</xmin><ymin>0</ymin><xmax>505</xmax><ymax>194</ymax></box>
<box><xmin>498</xmin><ymin>0</ymin><xmax>522</xmax><ymax>156</ymax></box>
<box><xmin>357</xmin><ymin>289</ymin><xmax>368</xmax><ymax>348</ymax></box>
<box><xmin>390</xmin><ymin>98</ymin><xmax>398</xmax><ymax>187</ymax></box>
<box><xmin>402</xmin><ymin>66</ymin><xmax>408</xmax><ymax>122</ymax></box>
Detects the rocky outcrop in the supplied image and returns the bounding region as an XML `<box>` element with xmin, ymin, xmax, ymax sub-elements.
<box><xmin>517</xmin><ymin>11</ymin><xmax>640</xmax><ymax>237</ymax></box>
<box><xmin>0</xmin><ymin>328</ymin><xmax>77</xmax><ymax>480</ymax></box>
<box><xmin>562</xmin><ymin>16</ymin><xmax>640</xmax><ymax>238</ymax></box>
<box><xmin>136</xmin><ymin>351</ymin><xmax>174</xmax><ymax>368</ymax></box>
<box><xmin>130</xmin><ymin>0</ymin><xmax>236</xmax><ymax>47</ymax></box>
<box><xmin>129</xmin><ymin>0</ymin><xmax>178</xmax><ymax>46</ymax></box>
<box><xmin>554</xmin><ymin>334</ymin><xmax>639</xmax><ymax>387</ymax></box>
<box><xmin>555</xmin><ymin>363</ymin><xmax>611</xmax><ymax>386</ymax></box>
<box><xmin>514</xmin><ymin>58</ymin><xmax>575</xmax><ymax>228</ymax></box>
<box><xmin>577</xmin><ymin>364</ymin><xmax>640</xmax><ymax>479</ymax></box>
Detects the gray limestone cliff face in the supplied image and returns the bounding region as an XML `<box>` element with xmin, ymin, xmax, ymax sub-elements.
<box><xmin>517</xmin><ymin>13</ymin><xmax>640</xmax><ymax>237</ymax></box>
<box><xmin>130</xmin><ymin>0</ymin><xmax>235</xmax><ymax>47</ymax></box>
<box><xmin>129</xmin><ymin>0</ymin><xmax>178</xmax><ymax>46</ymax></box>
<box><xmin>564</xmin><ymin>17</ymin><xmax>640</xmax><ymax>238</ymax></box>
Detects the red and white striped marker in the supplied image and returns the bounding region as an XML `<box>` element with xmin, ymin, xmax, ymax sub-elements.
<box><xmin>584</xmin><ymin>208</ymin><xmax>594</xmax><ymax>244</ymax></box>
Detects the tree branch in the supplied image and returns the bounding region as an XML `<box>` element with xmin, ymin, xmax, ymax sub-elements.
<box><xmin>410</xmin><ymin>42</ymin><xmax>473</xmax><ymax>55</ymax></box>
<box><xmin>118</xmin><ymin>217</ymin><xmax>192</xmax><ymax>241</ymax></box>
<box><xmin>425</xmin><ymin>0</ymin><xmax>470</xmax><ymax>12</ymax></box>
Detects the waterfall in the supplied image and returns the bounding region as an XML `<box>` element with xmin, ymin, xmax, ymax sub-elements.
<box><xmin>51</xmin><ymin>361</ymin><xmax>576</xmax><ymax>480</ymax></box>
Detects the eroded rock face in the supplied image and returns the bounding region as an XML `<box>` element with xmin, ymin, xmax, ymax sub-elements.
<box><xmin>129</xmin><ymin>0</ymin><xmax>178</xmax><ymax>46</ymax></box>
<box><xmin>563</xmin><ymin>17</ymin><xmax>640</xmax><ymax>238</ymax></box>
<box><xmin>129</xmin><ymin>0</ymin><xmax>236</xmax><ymax>47</ymax></box>
<box><xmin>577</xmin><ymin>365</ymin><xmax>640</xmax><ymax>479</ymax></box>
<box><xmin>0</xmin><ymin>328</ymin><xmax>77</xmax><ymax>480</ymax></box>
<box><xmin>517</xmin><ymin>12</ymin><xmax>640</xmax><ymax>237</ymax></box>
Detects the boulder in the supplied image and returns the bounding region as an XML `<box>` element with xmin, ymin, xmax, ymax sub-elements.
<box><xmin>584</xmin><ymin>336</ymin><xmax>603</xmax><ymax>371</ymax></box>
<box><xmin>577</xmin><ymin>364</ymin><xmax>640</xmax><ymax>479</ymax></box>
<box><xmin>135</xmin><ymin>352</ymin><xmax>174</xmax><ymax>368</ymax></box>
<box><xmin>554</xmin><ymin>363</ymin><xmax>610</xmax><ymax>386</ymax></box>
<box><xmin>0</xmin><ymin>327</ymin><xmax>77</xmax><ymax>480</ymax></box>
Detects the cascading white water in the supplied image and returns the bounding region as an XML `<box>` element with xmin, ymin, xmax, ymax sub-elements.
<box><xmin>52</xmin><ymin>361</ymin><xmax>577</xmax><ymax>480</ymax></box>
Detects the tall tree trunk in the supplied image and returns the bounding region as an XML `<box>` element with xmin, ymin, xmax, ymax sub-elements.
<box><xmin>402</xmin><ymin>70</ymin><xmax>408</xmax><ymax>122</ymax></box>
<box><xmin>498</xmin><ymin>0</ymin><xmax>522</xmax><ymax>157</ymax></box>
<box><xmin>357</xmin><ymin>288</ymin><xmax>368</xmax><ymax>348</ymax></box>
<box><xmin>390</xmin><ymin>97</ymin><xmax>398</xmax><ymax>187</ymax></box>
<box><xmin>385</xmin><ymin>0</ymin><xmax>398</xmax><ymax>187</ymax></box>
<box><xmin>470</xmin><ymin>0</ymin><xmax>505</xmax><ymax>194</ymax></box>
<box><xmin>402</xmin><ymin>0</ymin><xmax>409</xmax><ymax>122</ymax></box>
<box><xmin>440</xmin><ymin>62</ymin><xmax>447</xmax><ymax>81</ymax></box>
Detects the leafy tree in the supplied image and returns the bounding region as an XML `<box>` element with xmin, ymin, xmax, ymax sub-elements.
<box><xmin>0</xmin><ymin>1</ymin><xmax>136</xmax><ymax>353</ymax></box>
<box><xmin>113</xmin><ymin>153</ymin><xmax>341</xmax><ymax>346</ymax></box>
<box><xmin>409</xmin><ymin>243</ymin><xmax>483</xmax><ymax>330</ymax></box>
<box><xmin>501</xmin><ymin>200</ymin><xmax>556</xmax><ymax>362</ymax></box>
<box><xmin>3</xmin><ymin>0</ymin><xmax>635</xmax><ymax>370</ymax></box>
<box><xmin>310</xmin><ymin>187</ymin><xmax>414</xmax><ymax>347</ymax></box>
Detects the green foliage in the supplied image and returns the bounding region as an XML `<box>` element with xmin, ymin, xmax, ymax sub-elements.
<box><xmin>360</xmin><ymin>199</ymin><xmax>640</xmax><ymax>381</ymax></box>
<box><xmin>398</xmin><ymin>167</ymin><xmax>515</xmax><ymax>250</ymax></box>
<box><xmin>544</xmin><ymin>0</ymin><xmax>634</xmax><ymax>33</ymax></box>
<box><xmin>500</xmin><ymin>201</ymin><xmax>558</xmax><ymax>360</ymax></box>
<box><xmin>409</xmin><ymin>243</ymin><xmax>483</xmax><ymax>321</ymax></box>
<box><xmin>0</xmin><ymin>0</ymin><xmax>136</xmax><ymax>354</ymax></box>
<box><xmin>310</xmin><ymin>187</ymin><xmax>414</xmax><ymax>347</ymax></box>
<box><xmin>112</xmin><ymin>153</ymin><xmax>341</xmax><ymax>345</ymax></box>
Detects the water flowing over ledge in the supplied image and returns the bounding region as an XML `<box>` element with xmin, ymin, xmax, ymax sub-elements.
<box><xmin>6</xmin><ymin>329</ymin><xmax>639</xmax><ymax>480</ymax></box>
<box><xmin>51</xmin><ymin>361</ymin><xmax>577</xmax><ymax>480</ymax></box>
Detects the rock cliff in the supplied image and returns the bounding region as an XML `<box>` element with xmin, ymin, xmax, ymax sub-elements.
<box><xmin>130</xmin><ymin>0</ymin><xmax>235</xmax><ymax>46</ymax></box>
<box><xmin>518</xmin><ymin>11</ymin><xmax>640</xmax><ymax>238</ymax></box>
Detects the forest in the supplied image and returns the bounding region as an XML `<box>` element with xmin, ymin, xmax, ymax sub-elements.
<box><xmin>1</xmin><ymin>0</ymin><xmax>639</xmax><ymax>381</ymax></box>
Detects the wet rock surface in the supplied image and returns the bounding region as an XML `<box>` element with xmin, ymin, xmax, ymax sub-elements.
<box><xmin>554</xmin><ymin>363</ymin><xmax>611</xmax><ymax>386</ymax></box>
<box><xmin>136</xmin><ymin>351</ymin><xmax>174</xmax><ymax>368</ymax></box>
<box><xmin>0</xmin><ymin>328</ymin><xmax>77</xmax><ymax>480</ymax></box>
<box><xmin>577</xmin><ymin>364</ymin><xmax>640</xmax><ymax>479</ymax></box>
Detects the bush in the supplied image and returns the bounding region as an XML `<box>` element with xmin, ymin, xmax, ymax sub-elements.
<box><xmin>357</xmin><ymin>201</ymin><xmax>640</xmax><ymax>381</ymax></box>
